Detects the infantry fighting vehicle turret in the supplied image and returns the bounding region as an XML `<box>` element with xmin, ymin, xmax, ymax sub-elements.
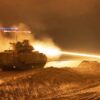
<box><xmin>0</xmin><ymin>40</ymin><xmax>47</xmax><ymax>70</ymax></box>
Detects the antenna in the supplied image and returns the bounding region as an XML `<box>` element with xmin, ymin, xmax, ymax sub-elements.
<box><xmin>15</xmin><ymin>32</ymin><xmax>17</xmax><ymax>42</ymax></box>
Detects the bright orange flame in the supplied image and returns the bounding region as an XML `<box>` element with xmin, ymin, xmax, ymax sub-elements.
<box><xmin>33</xmin><ymin>38</ymin><xmax>61</xmax><ymax>59</ymax></box>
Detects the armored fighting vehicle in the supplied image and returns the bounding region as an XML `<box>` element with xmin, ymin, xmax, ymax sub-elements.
<box><xmin>0</xmin><ymin>40</ymin><xmax>47</xmax><ymax>70</ymax></box>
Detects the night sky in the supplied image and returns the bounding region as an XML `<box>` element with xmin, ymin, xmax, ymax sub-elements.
<box><xmin>0</xmin><ymin>0</ymin><xmax>100</xmax><ymax>54</ymax></box>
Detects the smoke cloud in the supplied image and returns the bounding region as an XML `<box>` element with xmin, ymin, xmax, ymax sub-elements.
<box><xmin>0</xmin><ymin>23</ymin><xmax>61</xmax><ymax>60</ymax></box>
<box><xmin>0</xmin><ymin>0</ymin><xmax>100</xmax><ymax>54</ymax></box>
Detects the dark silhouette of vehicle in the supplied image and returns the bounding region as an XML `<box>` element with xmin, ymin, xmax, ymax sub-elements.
<box><xmin>0</xmin><ymin>40</ymin><xmax>47</xmax><ymax>70</ymax></box>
